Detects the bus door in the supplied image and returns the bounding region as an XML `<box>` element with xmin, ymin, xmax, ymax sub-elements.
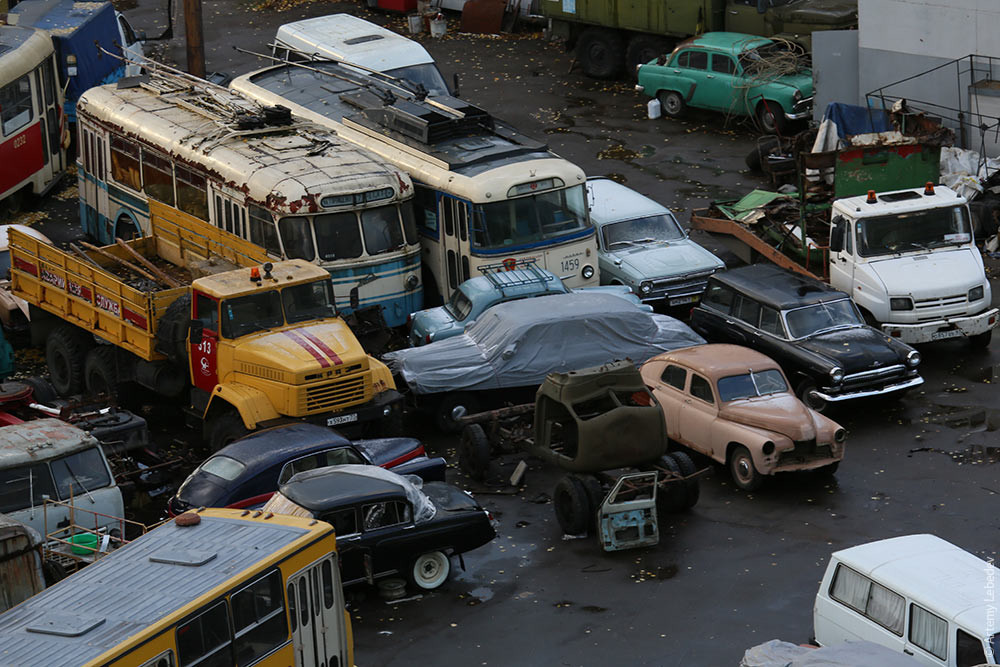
<box><xmin>439</xmin><ymin>195</ymin><xmax>470</xmax><ymax>295</ymax></box>
<box><xmin>289</xmin><ymin>554</ymin><xmax>348</xmax><ymax>667</ymax></box>
<box><xmin>36</xmin><ymin>57</ymin><xmax>62</xmax><ymax>178</ymax></box>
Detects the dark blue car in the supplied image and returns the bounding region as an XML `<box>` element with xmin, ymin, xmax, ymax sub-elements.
<box><xmin>167</xmin><ymin>423</ymin><xmax>446</xmax><ymax>515</ymax></box>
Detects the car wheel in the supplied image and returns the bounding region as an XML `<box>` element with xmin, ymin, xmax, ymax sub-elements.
<box><xmin>970</xmin><ymin>329</ymin><xmax>992</xmax><ymax>349</ymax></box>
<box><xmin>756</xmin><ymin>101</ymin><xmax>786</xmax><ymax>135</ymax></box>
<box><xmin>658</xmin><ymin>90</ymin><xmax>686</xmax><ymax>119</ymax></box>
<box><xmin>797</xmin><ymin>379</ymin><xmax>828</xmax><ymax>413</ymax></box>
<box><xmin>553</xmin><ymin>474</ymin><xmax>591</xmax><ymax>535</ymax></box>
<box><xmin>577</xmin><ymin>28</ymin><xmax>625</xmax><ymax>79</ymax></box>
<box><xmin>206</xmin><ymin>410</ymin><xmax>250</xmax><ymax>452</ymax></box>
<box><xmin>46</xmin><ymin>325</ymin><xmax>89</xmax><ymax>396</ymax></box>
<box><xmin>728</xmin><ymin>445</ymin><xmax>763</xmax><ymax>492</ymax></box>
<box><xmin>434</xmin><ymin>393</ymin><xmax>479</xmax><ymax>433</ymax></box>
<box><xmin>410</xmin><ymin>551</ymin><xmax>451</xmax><ymax>591</ymax></box>
<box><xmin>459</xmin><ymin>423</ymin><xmax>491</xmax><ymax>481</ymax></box>
<box><xmin>656</xmin><ymin>454</ymin><xmax>688</xmax><ymax>514</ymax></box>
<box><xmin>816</xmin><ymin>461</ymin><xmax>840</xmax><ymax>477</ymax></box>
<box><xmin>669</xmin><ymin>451</ymin><xmax>700</xmax><ymax>510</ymax></box>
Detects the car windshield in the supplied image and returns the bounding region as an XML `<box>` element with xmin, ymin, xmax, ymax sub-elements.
<box><xmin>50</xmin><ymin>448</ymin><xmax>112</xmax><ymax>499</ymax></box>
<box><xmin>602</xmin><ymin>214</ymin><xmax>686</xmax><ymax>248</ymax></box>
<box><xmin>199</xmin><ymin>455</ymin><xmax>247</xmax><ymax>482</ymax></box>
<box><xmin>0</xmin><ymin>462</ymin><xmax>55</xmax><ymax>513</ymax></box>
<box><xmin>717</xmin><ymin>369</ymin><xmax>788</xmax><ymax>402</ymax></box>
<box><xmin>857</xmin><ymin>205</ymin><xmax>972</xmax><ymax>257</ymax></box>
<box><xmin>784</xmin><ymin>299</ymin><xmax>863</xmax><ymax>338</ymax></box>
<box><xmin>444</xmin><ymin>287</ymin><xmax>474</xmax><ymax>321</ymax></box>
<box><xmin>221</xmin><ymin>290</ymin><xmax>284</xmax><ymax>338</ymax></box>
<box><xmin>385</xmin><ymin>63</ymin><xmax>449</xmax><ymax>96</ymax></box>
<box><xmin>282</xmin><ymin>280</ymin><xmax>338</xmax><ymax>324</ymax></box>
<box><xmin>471</xmin><ymin>184</ymin><xmax>589</xmax><ymax>250</ymax></box>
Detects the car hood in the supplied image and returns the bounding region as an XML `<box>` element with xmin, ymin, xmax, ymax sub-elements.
<box><xmin>719</xmin><ymin>394</ymin><xmax>817</xmax><ymax>441</ymax></box>
<box><xmin>866</xmin><ymin>249</ymin><xmax>983</xmax><ymax>300</ymax></box>
<box><xmin>611</xmin><ymin>241</ymin><xmax>723</xmax><ymax>280</ymax></box>
<box><xmin>798</xmin><ymin>327</ymin><xmax>904</xmax><ymax>372</ymax></box>
<box><xmin>769</xmin><ymin>71</ymin><xmax>814</xmax><ymax>96</ymax></box>
<box><xmin>237</xmin><ymin>322</ymin><xmax>366</xmax><ymax>373</ymax></box>
<box><xmin>410</xmin><ymin>306</ymin><xmax>462</xmax><ymax>344</ymax></box>
<box><xmin>774</xmin><ymin>0</ymin><xmax>857</xmax><ymax>26</ymax></box>
<box><xmin>352</xmin><ymin>436</ymin><xmax>424</xmax><ymax>467</ymax></box>
<box><xmin>423</xmin><ymin>481</ymin><xmax>483</xmax><ymax>512</ymax></box>
<box><xmin>172</xmin><ymin>472</ymin><xmax>229</xmax><ymax>511</ymax></box>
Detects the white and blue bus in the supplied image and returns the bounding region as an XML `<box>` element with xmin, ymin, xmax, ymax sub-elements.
<box><xmin>230</xmin><ymin>55</ymin><xmax>599</xmax><ymax>305</ymax></box>
<box><xmin>75</xmin><ymin>63</ymin><xmax>422</xmax><ymax>327</ymax></box>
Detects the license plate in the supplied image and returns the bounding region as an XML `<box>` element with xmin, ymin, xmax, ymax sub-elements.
<box><xmin>327</xmin><ymin>413</ymin><xmax>359</xmax><ymax>426</ymax></box>
<box><xmin>670</xmin><ymin>295</ymin><xmax>699</xmax><ymax>306</ymax></box>
<box><xmin>930</xmin><ymin>329</ymin><xmax>963</xmax><ymax>341</ymax></box>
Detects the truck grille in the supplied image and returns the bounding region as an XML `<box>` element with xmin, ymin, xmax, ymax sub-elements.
<box><xmin>913</xmin><ymin>293</ymin><xmax>968</xmax><ymax>321</ymax></box>
<box><xmin>841</xmin><ymin>364</ymin><xmax>908</xmax><ymax>391</ymax></box>
<box><xmin>298</xmin><ymin>372</ymin><xmax>372</xmax><ymax>414</ymax></box>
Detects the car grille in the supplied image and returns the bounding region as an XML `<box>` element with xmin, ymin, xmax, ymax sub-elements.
<box><xmin>778</xmin><ymin>442</ymin><xmax>832</xmax><ymax>465</ymax></box>
<box><xmin>648</xmin><ymin>270</ymin><xmax>716</xmax><ymax>299</ymax></box>
<box><xmin>297</xmin><ymin>371</ymin><xmax>372</xmax><ymax>415</ymax></box>
<box><xmin>840</xmin><ymin>364</ymin><xmax>909</xmax><ymax>391</ymax></box>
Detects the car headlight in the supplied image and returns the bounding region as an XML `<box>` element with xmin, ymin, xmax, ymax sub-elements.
<box><xmin>834</xmin><ymin>428</ymin><xmax>847</xmax><ymax>443</ymax></box>
<box><xmin>793</xmin><ymin>90</ymin><xmax>802</xmax><ymax>103</ymax></box>
<box><xmin>762</xmin><ymin>441</ymin><xmax>775</xmax><ymax>456</ymax></box>
<box><xmin>640</xmin><ymin>281</ymin><xmax>652</xmax><ymax>294</ymax></box>
<box><xmin>405</xmin><ymin>274</ymin><xmax>419</xmax><ymax>290</ymax></box>
<box><xmin>581</xmin><ymin>264</ymin><xmax>595</xmax><ymax>280</ymax></box>
<box><xmin>969</xmin><ymin>285</ymin><xmax>985</xmax><ymax>302</ymax></box>
<box><xmin>906</xmin><ymin>349</ymin><xmax>921</xmax><ymax>368</ymax></box>
<box><xmin>890</xmin><ymin>297</ymin><xmax>913</xmax><ymax>311</ymax></box>
<box><xmin>829</xmin><ymin>367</ymin><xmax>844</xmax><ymax>383</ymax></box>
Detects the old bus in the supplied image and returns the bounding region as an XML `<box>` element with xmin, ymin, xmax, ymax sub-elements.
<box><xmin>76</xmin><ymin>63</ymin><xmax>421</xmax><ymax>327</ymax></box>
<box><xmin>0</xmin><ymin>25</ymin><xmax>66</xmax><ymax>211</ymax></box>
<box><xmin>230</xmin><ymin>56</ymin><xmax>599</xmax><ymax>304</ymax></box>
<box><xmin>0</xmin><ymin>508</ymin><xmax>352</xmax><ymax>667</ymax></box>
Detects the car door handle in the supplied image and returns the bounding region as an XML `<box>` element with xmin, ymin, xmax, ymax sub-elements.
<box><xmin>725</xmin><ymin>320</ymin><xmax>736</xmax><ymax>325</ymax></box>
<box><xmin>706</xmin><ymin>75</ymin><xmax>715</xmax><ymax>79</ymax></box>
<box><xmin>903</xmin><ymin>649</ymin><xmax>914</xmax><ymax>656</ymax></box>
<box><xmin>684</xmin><ymin>398</ymin><xmax>692</xmax><ymax>404</ymax></box>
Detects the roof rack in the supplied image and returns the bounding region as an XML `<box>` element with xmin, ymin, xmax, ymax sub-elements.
<box><xmin>478</xmin><ymin>258</ymin><xmax>554</xmax><ymax>294</ymax></box>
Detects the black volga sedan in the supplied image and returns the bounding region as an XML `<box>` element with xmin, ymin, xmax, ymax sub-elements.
<box><xmin>263</xmin><ymin>464</ymin><xmax>496</xmax><ymax>591</ymax></box>
<box><xmin>689</xmin><ymin>265</ymin><xmax>923</xmax><ymax>411</ymax></box>
<box><xmin>167</xmin><ymin>423</ymin><xmax>445</xmax><ymax>515</ymax></box>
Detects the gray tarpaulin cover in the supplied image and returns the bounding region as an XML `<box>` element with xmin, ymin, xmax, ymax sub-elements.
<box><xmin>740</xmin><ymin>640</ymin><xmax>924</xmax><ymax>667</ymax></box>
<box><xmin>383</xmin><ymin>292</ymin><xmax>704</xmax><ymax>395</ymax></box>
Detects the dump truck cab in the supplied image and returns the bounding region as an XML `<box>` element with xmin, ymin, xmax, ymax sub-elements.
<box><xmin>189</xmin><ymin>260</ymin><xmax>400</xmax><ymax>448</ymax></box>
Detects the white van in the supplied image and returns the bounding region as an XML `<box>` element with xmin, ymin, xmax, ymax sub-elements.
<box><xmin>0</xmin><ymin>419</ymin><xmax>124</xmax><ymax>538</ymax></box>
<box><xmin>814</xmin><ymin>534</ymin><xmax>1000</xmax><ymax>667</ymax></box>
<box><xmin>273</xmin><ymin>14</ymin><xmax>451</xmax><ymax>96</ymax></box>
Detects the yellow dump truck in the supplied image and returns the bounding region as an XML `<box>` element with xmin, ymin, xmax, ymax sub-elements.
<box><xmin>8</xmin><ymin>214</ymin><xmax>401</xmax><ymax>450</ymax></box>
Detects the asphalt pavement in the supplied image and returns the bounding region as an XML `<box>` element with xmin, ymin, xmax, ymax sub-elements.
<box><xmin>13</xmin><ymin>2</ymin><xmax>1000</xmax><ymax>664</ymax></box>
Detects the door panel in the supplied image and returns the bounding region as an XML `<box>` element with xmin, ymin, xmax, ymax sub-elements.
<box><xmin>289</xmin><ymin>555</ymin><xmax>348</xmax><ymax>667</ymax></box>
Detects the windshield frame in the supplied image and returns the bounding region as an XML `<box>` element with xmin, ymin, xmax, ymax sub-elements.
<box><xmin>601</xmin><ymin>213</ymin><xmax>686</xmax><ymax>250</ymax></box>
<box><xmin>470</xmin><ymin>183</ymin><xmax>590</xmax><ymax>251</ymax></box>
<box><xmin>443</xmin><ymin>286</ymin><xmax>475</xmax><ymax>321</ymax></box>
<box><xmin>856</xmin><ymin>204</ymin><xmax>973</xmax><ymax>258</ymax></box>
<box><xmin>782</xmin><ymin>298</ymin><xmax>865</xmax><ymax>340</ymax></box>
<box><xmin>220</xmin><ymin>279</ymin><xmax>337</xmax><ymax>339</ymax></box>
<box><xmin>717</xmin><ymin>369</ymin><xmax>789</xmax><ymax>402</ymax></box>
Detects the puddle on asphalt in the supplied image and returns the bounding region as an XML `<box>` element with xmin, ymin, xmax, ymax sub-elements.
<box><xmin>597</xmin><ymin>144</ymin><xmax>642</xmax><ymax>161</ymax></box>
<box><xmin>921</xmin><ymin>404</ymin><xmax>999</xmax><ymax>432</ymax></box>
<box><xmin>962</xmin><ymin>363</ymin><xmax>1000</xmax><ymax>384</ymax></box>
<box><xmin>911</xmin><ymin>444</ymin><xmax>1000</xmax><ymax>465</ymax></box>
<box><xmin>467</xmin><ymin>587</ymin><xmax>494</xmax><ymax>604</ymax></box>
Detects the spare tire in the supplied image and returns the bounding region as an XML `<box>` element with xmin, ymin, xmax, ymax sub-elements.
<box><xmin>155</xmin><ymin>294</ymin><xmax>191</xmax><ymax>366</ymax></box>
<box><xmin>745</xmin><ymin>136</ymin><xmax>783</xmax><ymax>172</ymax></box>
<box><xmin>553</xmin><ymin>474</ymin><xmax>591</xmax><ymax>536</ymax></box>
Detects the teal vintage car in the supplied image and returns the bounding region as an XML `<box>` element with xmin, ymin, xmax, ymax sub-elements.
<box><xmin>635</xmin><ymin>32</ymin><xmax>813</xmax><ymax>133</ymax></box>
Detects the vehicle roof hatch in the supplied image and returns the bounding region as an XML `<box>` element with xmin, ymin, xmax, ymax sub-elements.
<box><xmin>27</xmin><ymin>614</ymin><xmax>106</xmax><ymax>638</ymax></box>
<box><xmin>341</xmin><ymin>90</ymin><xmax>493</xmax><ymax>145</ymax></box>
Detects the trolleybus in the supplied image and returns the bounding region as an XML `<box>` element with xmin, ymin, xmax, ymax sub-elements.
<box><xmin>0</xmin><ymin>508</ymin><xmax>352</xmax><ymax>667</ymax></box>
<box><xmin>230</xmin><ymin>53</ymin><xmax>598</xmax><ymax>304</ymax></box>
<box><xmin>76</xmin><ymin>61</ymin><xmax>421</xmax><ymax>327</ymax></box>
<box><xmin>0</xmin><ymin>24</ymin><xmax>66</xmax><ymax>212</ymax></box>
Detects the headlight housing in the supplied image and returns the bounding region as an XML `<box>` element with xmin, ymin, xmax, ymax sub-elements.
<box><xmin>829</xmin><ymin>367</ymin><xmax>844</xmax><ymax>383</ymax></box>
<box><xmin>793</xmin><ymin>90</ymin><xmax>802</xmax><ymax>103</ymax></box>
<box><xmin>890</xmin><ymin>297</ymin><xmax>914</xmax><ymax>311</ymax></box>
<box><xmin>640</xmin><ymin>281</ymin><xmax>652</xmax><ymax>294</ymax></box>
<box><xmin>969</xmin><ymin>285</ymin><xmax>985</xmax><ymax>302</ymax></box>
<box><xmin>834</xmin><ymin>428</ymin><xmax>847</xmax><ymax>443</ymax></box>
<box><xmin>581</xmin><ymin>264</ymin><xmax>595</xmax><ymax>280</ymax></box>
<box><xmin>906</xmin><ymin>349</ymin><xmax>921</xmax><ymax>368</ymax></box>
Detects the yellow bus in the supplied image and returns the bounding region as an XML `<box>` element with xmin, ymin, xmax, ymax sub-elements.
<box><xmin>0</xmin><ymin>508</ymin><xmax>352</xmax><ymax>667</ymax></box>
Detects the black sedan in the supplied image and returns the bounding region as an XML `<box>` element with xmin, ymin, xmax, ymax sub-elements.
<box><xmin>263</xmin><ymin>464</ymin><xmax>496</xmax><ymax>590</ymax></box>
<box><xmin>689</xmin><ymin>264</ymin><xmax>923</xmax><ymax>411</ymax></box>
<box><xmin>167</xmin><ymin>422</ymin><xmax>446</xmax><ymax>515</ymax></box>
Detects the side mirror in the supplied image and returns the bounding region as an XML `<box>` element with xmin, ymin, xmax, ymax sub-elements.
<box><xmin>501</xmin><ymin>348</ymin><xmax>515</xmax><ymax>361</ymax></box>
<box><xmin>452</xmin><ymin>73</ymin><xmax>460</xmax><ymax>97</ymax></box>
<box><xmin>189</xmin><ymin>319</ymin><xmax>204</xmax><ymax>342</ymax></box>
<box><xmin>829</xmin><ymin>216</ymin><xmax>845</xmax><ymax>253</ymax></box>
<box><xmin>138</xmin><ymin>31</ymin><xmax>147</xmax><ymax>42</ymax></box>
<box><xmin>349</xmin><ymin>285</ymin><xmax>360</xmax><ymax>311</ymax></box>
<box><xmin>757</xmin><ymin>0</ymin><xmax>768</xmax><ymax>13</ymax></box>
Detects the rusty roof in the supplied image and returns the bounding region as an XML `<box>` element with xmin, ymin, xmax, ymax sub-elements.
<box><xmin>0</xmin><ymin>420</ymin><xmax>97</xmax><ymax>469</ymax></box>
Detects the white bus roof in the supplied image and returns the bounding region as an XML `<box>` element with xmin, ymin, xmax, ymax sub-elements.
<box><xmin>77</xmin><ymin>77</ymin><xmax>412</xmax><ymax>214</ymax></box>
<box><xmin>0</xmin><ymin>419</ymin><xmax>98</xmax><ymax>469</ymax></box>
<box><xmin>0</xmin><ymin>511</ymin><xmax>324</xmax><ymax>667</ymax></box>
<box><xmin>230</xmin><ymin>64</ymin><xmax>586</xmax><ymax>203</ymax></box>
<box><xmin>276</xmin><ymin>14</ymin><xmax>435</xmax><ymax>71</ymax></box>
<box><xmin>0</xmin><ymin>25</ymin><xmax>54</xmax><ymax>87</ymax></box>
<box><xmin>831</xmin><ymin>534</ymin><xmax>1000</xmax><ymax>634</ymax></box>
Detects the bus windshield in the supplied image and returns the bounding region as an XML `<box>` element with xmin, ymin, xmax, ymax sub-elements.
<box><xmin>857</xmin><ymin>205</ymin><xmax>972</xmax><ymax>257</ymax></box>
<box><xmin>471</xmin><ymin>184</ymin><xmax>588</xmax><ymax>250</ymax></box>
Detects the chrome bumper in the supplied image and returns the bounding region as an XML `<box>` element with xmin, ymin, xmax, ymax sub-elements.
<box><xmin>812</xmin><ymin>375</ymin><xmax>924</xmax><ymax>403</ymax></box>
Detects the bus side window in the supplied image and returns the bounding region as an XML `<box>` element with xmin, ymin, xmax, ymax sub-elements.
<box><xmin>239</xmin><ymin>207</ymin><xmax>247</xmax><ymax>239</ymax></box>
<box><xmin>214</xmin><ymin>196</ymin><xmax>223</xmax><ymax>230</ymax></box>
<box><xmin>458</xmin><ymin>201</ymin><xmax>468</xmax><ymax>242</ymax></box>
<box><xmin>0</xmin><ymin>75</ymin><xmax>33</xmax><ymax>136</ymax></box>
<box><xmin>231</xmin><ymin>570</ymin><xmax>286</xmax><ymax>666</ymax></box>
<box><xmin>176</xmin><ymin>600</ymin><xmax>232</xmax><ymax>667</ymax></box>
<box><xmin>84</xmin><ymin>130</ymin><xmax>93</xmax><ymax>173</ymax></box>
<box><xmin>109</xmin><ymin>135</ymin><xmax>141</xmax><ymax>191</ymax></box>
<box><xmin>249</xmin><ymin>206</ymin><xmax>282</xmax><ymax>256</ymax></box>
<box><xmin>224</xmin><ymin>200</ymin><xmax>234</xmax><ymax>234</ymax></box>
<box><xmin>138</xmin><ymin>650</ymin><xmax>175</xmax><ymax>667</ymax></box>
<box><xmin>413</xmin><ymin>185</ymin><xmax>438</xmax><ymax>235</ymax></box>
<box><xmin>142</xmin><ymin>149</ymin><xmax>175</xmax><ymax>206</ymax></box>
<box><xmin>176</xmin><ymin>166</ymin><xmax>209</xmax><ymax>221</ymax></box>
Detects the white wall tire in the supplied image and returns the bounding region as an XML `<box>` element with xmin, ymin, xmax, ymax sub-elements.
<box><xmin>411</xmin><ymin>551</ymin><xmax>451</xmax><ymax>590</ymax></box>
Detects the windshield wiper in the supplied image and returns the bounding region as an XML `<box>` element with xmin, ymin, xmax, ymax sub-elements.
<box><xmin>62</xmin><ymin>460</ymin><xmax>95</xmax><ymax>504</ymax></box>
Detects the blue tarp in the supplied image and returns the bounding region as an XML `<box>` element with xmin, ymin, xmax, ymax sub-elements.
<box><xmin>10</xmin><ymin>0</ymin><xmax>123</xmax><ymax>120</ymax></box>
<box><xmin>821</xmin><ymin>102</ymin><xmax>892</xmax><ymax>139</ymax></box>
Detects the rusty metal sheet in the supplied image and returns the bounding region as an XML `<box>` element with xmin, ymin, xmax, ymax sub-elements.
<box><xmin>460</xmin><ymin>0</ymin><xmax>507</xmax><ymax>34</ymax></box>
